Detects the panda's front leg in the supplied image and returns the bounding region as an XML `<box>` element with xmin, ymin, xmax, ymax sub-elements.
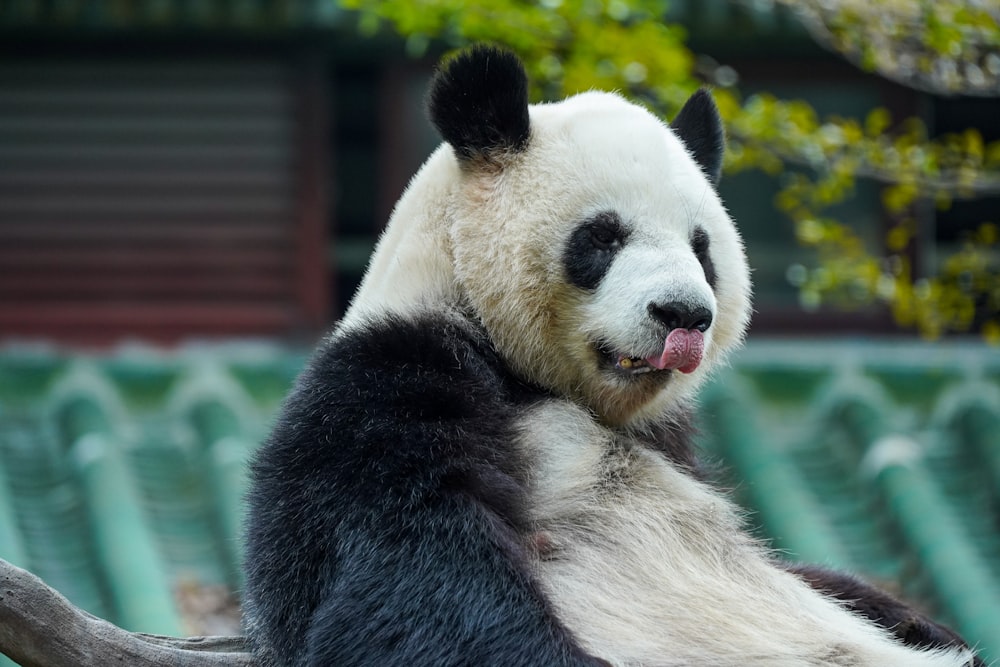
<box><xmin>300</xmin><ymin>497</ymin><xmax>610</xmax><ymax>667</ymax></box>
<box><xmin>786</xmin><ymin>563</ymin><xmax>985</xmax><ymax>665</ymax></box>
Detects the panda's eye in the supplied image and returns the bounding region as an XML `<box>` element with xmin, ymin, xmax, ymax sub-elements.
<box><xmin>563</xmin><ymin>212</ymin><xmax>627</xmax><ymax>291</ymax></box>
<box><xmin>588</xmin><ymin>214</ymin><xmax>625</xmax><ymax>251</ymax></box>
<box><xmin>691</xmin><ymin>227</ymin><xmax>710</xmax><ymax>258</ymax></box>
<box><xmin>691</xmin><ymin>227</ymin><xmax>717</xmax><ymax>289</ymax></box>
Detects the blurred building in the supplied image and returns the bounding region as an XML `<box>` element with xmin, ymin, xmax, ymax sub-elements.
<box><xmin>0</xmin><ymin>1</ymin><xmax>401</xmax><ymax>344</ymax></box>
<box><xmin>2</xmin><ymin>1</ymin><xmax>997</xmax><ymax>344</ymax></box>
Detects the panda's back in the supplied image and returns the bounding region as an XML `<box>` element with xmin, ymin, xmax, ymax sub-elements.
<box><xmin>243</xmin><ymin>308</ymin><xmax>600</xmax><ymax>666</ymax></box>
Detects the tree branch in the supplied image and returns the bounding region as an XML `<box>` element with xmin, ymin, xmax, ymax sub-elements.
<box><xmin>0</xmin><ymin>558</ymin><xmax>256</xmax><ymax>667</ymax></box>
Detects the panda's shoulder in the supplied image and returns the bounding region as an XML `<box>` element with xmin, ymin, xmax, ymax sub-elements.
<box><xmin>260</xmin><ymin>308</ymin><xmax>530</xmax><ymax>468</ymax></box>
<box><xmin>247</xmin><ymin>307</ymin><xmax>549</xmax><ymax>553</ymax></box>
<box><xmin>313</xmin><ymin>308</ymin><xmax>518</xmax><ymax>410</ymax></box>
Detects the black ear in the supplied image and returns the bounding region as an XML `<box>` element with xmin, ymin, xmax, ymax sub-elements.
<box><xmin>427</xmin><ymin>45</ymin><xmax>531</xmax><ymax>164</ymax></box>
<box><xmin>670</xmin><ymin>89</ymin><xmax>725</xmax><ymax>186</ymax></box>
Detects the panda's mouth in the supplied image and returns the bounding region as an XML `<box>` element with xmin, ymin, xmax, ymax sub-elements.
<box><xmin>596</xmin><ymin>343</ymin><xmax>661</xmax><ymax>376</ymax></box>
<box><xmin>612</xmin><ymin>352</ymin><xmax>659</xmax><ymax>375</ymax></box>
<box><xmin>597</xmin><ymin>329</ymin><xmax>705</xmax><ymax>377</ymax></box>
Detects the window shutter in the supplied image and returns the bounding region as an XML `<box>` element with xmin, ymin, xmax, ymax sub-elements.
<box><xmin>0</xmin><ymin>58</ymin><xmax>327</xmax><ymax>344</ymax></box>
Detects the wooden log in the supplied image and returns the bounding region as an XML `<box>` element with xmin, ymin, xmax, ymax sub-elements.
<box><xmin>0</xmin><ymin>558</ymin><xmax>255</xmax><ymax>667</ymax></box>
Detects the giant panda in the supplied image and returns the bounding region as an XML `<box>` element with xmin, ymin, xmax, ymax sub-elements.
<box><xmin>243</xmin><ymin>45</ymin><xmax>980</xmax><ymax>667</ymax></box>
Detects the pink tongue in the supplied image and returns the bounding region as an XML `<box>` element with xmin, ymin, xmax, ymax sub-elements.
<box><xmin>645</xmin><ymin>329</ymin><xmax>704</xmax><ymax>373</ymax></box>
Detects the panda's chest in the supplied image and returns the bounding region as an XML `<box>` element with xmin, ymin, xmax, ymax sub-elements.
<box><xmin>516</xmin><ymin>401</ymin><xmax>757</xmax><ymax>659</ymax></box>
<box><xmin>524</xmin><ymin>432</ymin><xmax>745</xmax><ymax>585</ymax></box>
<box><xmin>513</xmin><ymin>402</ymin><xmax>972</xmax><ymax>667</ymax></box>
<box><xmin>516</xmin><ymin>400</ymin><xmax>859</xmax><ymax>667</ymax></box>
<box><xmin>516</xmin><ymin>401</ymin><xmax>742</xmax><ymax>561</ymax></box>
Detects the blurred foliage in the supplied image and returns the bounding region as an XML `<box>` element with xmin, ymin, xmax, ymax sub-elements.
<box><xmin>340</xmin><ymin>0</ymin><xmax>1000</xmax><ymax>340</ymax></box>
<box><xmin>775</xmin><ymin>0</ymin><xmax>1000</xmax><ymax>97</ymax></box>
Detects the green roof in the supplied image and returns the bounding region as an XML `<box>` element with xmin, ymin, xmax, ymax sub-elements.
<box><xmin>0</xmin><ymin>339</ymin><xmax>998</xmax><ymax>663</ymax></box>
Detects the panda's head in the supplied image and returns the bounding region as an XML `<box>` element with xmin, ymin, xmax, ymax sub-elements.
<box><xmin>346</xmin><ymin>45</ymin><xmax>752</xmax><ymax>427</ymax></box>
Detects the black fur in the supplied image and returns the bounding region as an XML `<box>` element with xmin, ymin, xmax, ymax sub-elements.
<box><xmin>691</xmin><ymin>226</ymin><xmax>717</xmax><ymax>289</ymax></box>
<box><xmin>562</xmin><ymin>211</ymin><xmax>628</xmax><ymax>291</ymax></box>
<box><xmin>787</xmin><ymin>564</ymin><xmax>983</xmax><ymax>665</ymax></box>
<box><xmin>243</xmin><ymin>310</ymin><xmax>608</xmax><ymax>667</ymax></box>
<box><xmin>427</xmin><ymin>45</ymin><xmax>531</xmax><ymax>163</ymax></box>
<box><xmin>670</xmin><ymin>89</ymin><xmax>725</xmax><ymax>186</ymax></box>
<box><xmin>638</xmin><ymin>410</ymin><xmax>703</xmax><ymax>475</ymax></box>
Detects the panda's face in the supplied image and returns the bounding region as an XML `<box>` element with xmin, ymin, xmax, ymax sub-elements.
<box><xmin>449</xmin><ymin>92</ymin><xmax>750</xmax><ymax>425</ymax></box>
<box><xmin>342</xmin><ymin>47</ymin><xmax>750</xmax><ymax>426</ymax></box>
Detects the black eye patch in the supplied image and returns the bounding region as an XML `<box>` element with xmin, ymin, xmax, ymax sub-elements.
<box><xmin>691</xmin><ymin>227</ymin><xmax>716</xmax><ymax>289</ymax></box>
<box><xmin>563</xmin><ymin>211</ymin><xmax>627</xmax><ymax>291</ymax></box>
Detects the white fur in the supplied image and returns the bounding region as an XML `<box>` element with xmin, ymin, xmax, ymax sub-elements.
<box><xmin>340</xmin><ymin>89</ymin><xmax>972</xmax><ymax>666</ymax></box>
<box><xmin>339</xmin><ymin>145</ymin><xmax>463</xmax><ymax>329</ymax></box>
<box><xmin>520</xmin><ymin>401</ymin><xmax>970</xmax><ymax>667</ymax></box>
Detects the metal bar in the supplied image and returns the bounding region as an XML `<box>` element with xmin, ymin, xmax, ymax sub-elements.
<box><xmin>209</xmin><ymin>435</ymin><xmax>252</xmax><ymax>588</ymax></box>
<box><xmin>953</xmin><ymin>403</ymin><xmax>1000</xmax><ymax>498</ymax></box>
<box><xmin>62</xmin><ymin>400</ymin><xmax>183</xmax><ymax>635</ymax></box>
<box><xmin>0</xmin><ymin>422</ymin><xmax>29</xmax><ymax>569</ymax></box>
<box><xmin>702</xmin><ymin>385</ymin><xmax>853</xmax><ymax>569</ymax></box>
<box><xmin>190</xmin><ymin>399</ymin><xmax>251</xmax><ymax>588</ymax></box>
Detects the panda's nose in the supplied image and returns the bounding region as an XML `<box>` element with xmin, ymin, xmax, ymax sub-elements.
<box><xmin>647</xmin><ymin>301</ymin><xmax>713</xmax><ymax>332</ymax></box>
